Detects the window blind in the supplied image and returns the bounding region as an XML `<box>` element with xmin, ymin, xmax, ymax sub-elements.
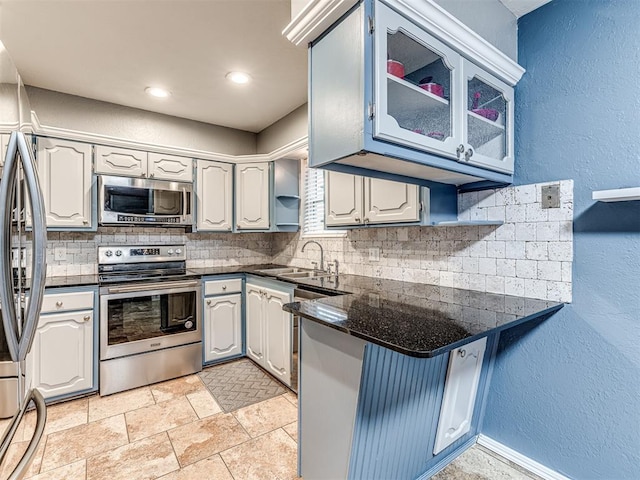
<box><xmin>302</xmin><ymin>159</ymin><xmax>345</xmax><ymax>236</ymax></box>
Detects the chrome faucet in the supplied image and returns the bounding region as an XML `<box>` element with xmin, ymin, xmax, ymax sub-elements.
<box><xmin>301</xmin><ymin>240</ymin><xmax>324</xmax><ymax>272</ymax></box>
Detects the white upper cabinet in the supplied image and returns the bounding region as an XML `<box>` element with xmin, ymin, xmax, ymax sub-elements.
<box><xmin>235</xmin><ymin>162</ymin><xmax>270</xmax><ymax>231</ymax></box>
<box><xmin>325</xmin><ymin>170</ymin><xmax>421</xmax><ymax>227</ymax></box>
<box><xmin>148</xmin><ymin>152</ymin><xmax>193</xmax><ymax>182</ymax></box>
<box><xmin>196</xmin><ymin>160</ymin><xmax>233</xmax><ymax>231</ymax></box>
<box><xmin>36</xmin><ymin>137</ymin><xmax>93</xmax><ymax>229</ymax></box>
<box><xmin>0</xmin><ymin>133</ymin><xmax>9</xmax><ymax>175</ymax></box>
<box><xmin>308</xmin><ymin>0</ymin><xmax>523</xmax><ymax>188</ymax></box>
<box><xmin>374</xmin><ymin>2</ymin><xmax>514</xmax><ymax>174</ymax></box>
<box><xmin>364</xmin><ymin>176</ymin><xmax>420</xmax><ymax>224</ymax></box>
<box><xmin>95</xmin><ymin>145</ymin><xmax>192</xmax><ymax>182</ymax></box>
<box><xmin>325</xmin><ymin>171</ymin><xmax>363</xmax><ymax>226</ymax></box>
<box><xmin>95</xmin><ymin>145</ymin><xmax>146</xmax><ymax>177</ymax></box>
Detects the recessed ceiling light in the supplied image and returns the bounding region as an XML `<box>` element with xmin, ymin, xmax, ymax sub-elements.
<box><xmin>226</xmin><ymin>72</ymin><xmax>252</xmax><ymax>84</ymax></box>
<box><xmin>145</xmin><ymin>87</ymin><xmax>170</xmax><ymax>98</ymax></box>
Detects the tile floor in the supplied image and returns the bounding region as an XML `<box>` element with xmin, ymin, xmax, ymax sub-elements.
<box><xmin>0</xmin><ymin>374</ymin><xmax>537</xmax><ymax>480</ymax></box>
<box><xmin>0</xmin><ymin>375</ymin><xmax>299</xmax><ymax>480</ymax></box>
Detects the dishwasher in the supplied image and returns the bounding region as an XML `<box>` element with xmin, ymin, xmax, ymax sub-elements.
<box><xmin>291</xmin><ymin>287</ymin><xmax>332</xmax><ymax>393</ymax></box>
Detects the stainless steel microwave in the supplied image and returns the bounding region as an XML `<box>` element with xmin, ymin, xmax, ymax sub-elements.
<box><xmin>99</xmin><ymin>175</ymin><xmax>193</xmax><ymax>227</ymax></box>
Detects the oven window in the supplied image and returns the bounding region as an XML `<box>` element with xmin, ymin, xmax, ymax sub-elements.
<box><xmin>106</xmin><ymin>291</ymin><xmax>197</xmax><ymax>345</ymax></box>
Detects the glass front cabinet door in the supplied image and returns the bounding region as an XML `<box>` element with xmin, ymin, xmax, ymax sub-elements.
<box><xmin>373</xmin><ymin>1</ymin><xmax>514</xmax><ymax>174</ymax></box>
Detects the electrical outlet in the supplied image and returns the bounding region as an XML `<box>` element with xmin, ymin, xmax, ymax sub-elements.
<box><xmin>369</xmin><ymin>247</ymin><xmax>380</xmax><ymax>262</ymax></box>
<box><xmin>54</xmin><ymin>247</ymin><xmax>66</xmax><ymax>261</ymax></box>
<box><xmin>541</xmin><ymin>184</ymin><xmax>560</xmax><ymax>209</ymax></box>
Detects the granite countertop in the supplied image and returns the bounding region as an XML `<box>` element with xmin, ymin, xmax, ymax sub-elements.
<box><xmin>38</xmin><ymin>264</ymin><xmax>563</xmax><ymax>358</ymax></box>
<box><xmin>281</xmin><ymin>274</ymin><xmax>564</xmax><ymax>358</ymax></box>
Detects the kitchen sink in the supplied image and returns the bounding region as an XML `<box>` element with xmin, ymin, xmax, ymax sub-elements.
<box><xmin>278</xmin><ymin>271</ymin><xmax>330</xmax><ymax>280</ymax></box>
<box><xmin>255</xmin><ymin>267</ymin><xmax>312</xmax><ymax>275</ymax></box>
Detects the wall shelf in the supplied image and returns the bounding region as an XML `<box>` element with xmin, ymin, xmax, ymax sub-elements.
<box><xmin>592</xmin><ymin>187</ymin><xmax>640</xmax><ymax>202</ymax></box>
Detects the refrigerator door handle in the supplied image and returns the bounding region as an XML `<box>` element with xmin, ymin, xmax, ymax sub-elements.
<box><xmin>15</xmin><ymin>132</ymin><xmax>47</xmax><ymax>361</ymax></box>
<box><xmin>0</xmin><ymin>388</ymin><xmax>47</xmax><ymax>478</ymax></box>
<box><xmin>0</xmin><ymin>132</ymin><xmax>20</xmax><ymax>361</ymax></box>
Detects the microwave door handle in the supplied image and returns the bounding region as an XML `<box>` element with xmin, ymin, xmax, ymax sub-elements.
<box><xmin>0</xmin><ymin>132</ymin><xmax>20</xmax><ymax>361</ymax></box>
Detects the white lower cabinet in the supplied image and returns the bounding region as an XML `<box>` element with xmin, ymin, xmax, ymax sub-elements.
<box><xmin>245</xmin><ymin>280</ymin><xmax>293</xmax><ymax>387</ymax></box>
<box><xmin>433</xmin><ymin>337</ymin><xmax>487</xmax><ymax>454</ymax></box>
<box><xmin>29</xmin><ymin>294</ymin><xmax>94</xmax><ymax>400</ymax></box>
<box><xmin>204</xmin><ymin>293</ymin><xmax>242</xmax><ymax>363</ymax></box>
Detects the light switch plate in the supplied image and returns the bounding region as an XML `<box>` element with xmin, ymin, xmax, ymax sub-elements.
<box><xmin>541</xmin><ymin>184</ymin><xmax>560</xmax><ymax>209</ymax></box>
<box><xmin>369</xmin><ymin>247</ymin><xmax>380</xmax><ymax>262</ymax></box>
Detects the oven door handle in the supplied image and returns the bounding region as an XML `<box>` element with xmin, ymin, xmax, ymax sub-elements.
<box><xmin>106</xmin><ymin>280</ymin><xmax>199</xmax><ymax>294</ymax></box>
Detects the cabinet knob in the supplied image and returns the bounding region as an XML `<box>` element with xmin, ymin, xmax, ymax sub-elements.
<box><xmin>458</xmin><ymin>349</ymin><xmax>466</xmax><ymax>358</ymax></box>
<box><xmin>83</xmin><ymin>315</ymin><xmax>91</xmax><ymax>322</ymax></box>
<box><xmin>465</xmin><ymin>148</ymin><xmax>474</xmax><ymax>161</ymax></box>
<box><xmin>150</xmin><ymin>173</ymin><xmax>155</xmax><ymax>178</ymax></box>
<box><xmin>55</xmin><ymin>301</ymin><xmax>63</xmax><ymax>308</ymax></box>
<box><xmin>222</xmin><ymin>285</ymin><xmax>227</xmax><ymax>290</ymax></box>
<box><xmin>364</xmin><ymin>218</ymin><xmax>369</xmax><ymax>224</ymax></box>
<box><xmin>456</xmin><ymin>144</ymin><xmax>465</xmax><ymax>159</ymax></box>
<box><xmin>206</xmin><ymin>300</ymin><xmax>211</xmax><ymax>305</ymax></box>
<box><xmin>355</xmin><ymin>216</ymin><xmax>360</xmax><ymax>223</ymax></box>
<box><xmin>83</xmin><ymin>220</ymin><xmax>89</xmax><ymax>225</ymax></box>
<box><xmin>141</xmin><ymin>172</ymin><xmax>146</xmax><ymax>177</ymax></box>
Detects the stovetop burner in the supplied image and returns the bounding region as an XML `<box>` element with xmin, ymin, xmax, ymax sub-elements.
<box><xmin>98</xmin><ymin>244</ymin><xmax>190</xmax><ymax>284</ymax></box>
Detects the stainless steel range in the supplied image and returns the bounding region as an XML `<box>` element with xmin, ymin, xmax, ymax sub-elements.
<box><xmin>98</xmin><ymin>245</ymin><xmax>202</xmax><ymax>396</ymax></box>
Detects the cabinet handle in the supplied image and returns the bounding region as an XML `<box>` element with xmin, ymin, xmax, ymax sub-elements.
<box><xmin>55</xmin><ymin>301</ymin><xmax>63</xmax><ymax>308</ymax></box>
<box><xmin>456</xmin><ymin>144</ymin><xmax>465</xmax><ymax>159</ymax></box>
<box><xmin>465</xmin><ymin>148</ymin><xmax>474</xmax><ymax>161</ymax></box>
<box><xmin>206</xmin><ymin>300</ymin><xmax>211</xmax><ymax>305</ymax></box>
<box><xmin>83</xmin><ymin>315</ymin><xmax>91</xmax><ymax>322</ymax></box>
<box><xmin>458</xmin><ymin>349</ymin><xmax>466</xmax><ymax>358</ymax></box>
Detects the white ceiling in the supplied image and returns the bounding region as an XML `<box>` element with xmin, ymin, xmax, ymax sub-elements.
<box><xmin>0</xmin><ymin>0</ymin><xmax>308</xmax><ymax>133</ymax></box>
<box><xmin>0</xmin><ymin>0</ymin><xmax>549</xmax><ymax>134</ymax></box>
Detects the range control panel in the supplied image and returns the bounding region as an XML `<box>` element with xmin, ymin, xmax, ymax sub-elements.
<box><xmin>98</xmin><ymin>245</ymin><xmax>186</xmax><ymax>265</ymax></box>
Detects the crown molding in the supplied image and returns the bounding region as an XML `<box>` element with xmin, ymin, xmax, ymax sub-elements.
<box><xmin>283</xmin><ymin>0</ymin><xmax>356</xmax><ymax>46</ymax></box>
<box><xmin>282</xmin><ymin>0</ymin><xmax>524</xmax><ymax>85</ymax></box>
<box><xmin>29</xmin><ymin>111</ymin><xmax>308</xmax><ymax>164</ymax></box>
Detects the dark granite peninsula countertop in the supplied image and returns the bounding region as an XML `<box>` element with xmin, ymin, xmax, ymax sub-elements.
<box><xmin>283</xmin><ymin>274</ymin><xmax>564</xmax><ymax>358</ymax></box>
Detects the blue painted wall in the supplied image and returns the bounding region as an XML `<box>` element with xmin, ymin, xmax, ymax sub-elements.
<box><xmin>481</xmin><ymin>1</ymin><xmax>640</xmax><ymax>478</ymax></box>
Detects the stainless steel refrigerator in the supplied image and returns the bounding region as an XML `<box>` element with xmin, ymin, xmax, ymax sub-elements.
<box><xmin>0</xmin><ymin>42</ymin><xmax>48</xmax><ymax>479</ymax></box>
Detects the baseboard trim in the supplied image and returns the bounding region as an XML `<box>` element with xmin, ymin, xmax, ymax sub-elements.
<box><xmin>477</xmin><ymin>434</ymin><xmax>571</xmax><ymax>480</ymax></box>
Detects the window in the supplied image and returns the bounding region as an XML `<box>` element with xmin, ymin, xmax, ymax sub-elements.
<box><xmin>302</xmin><ymin>159</ymin><xmax>345</xmax><ymax>237</ymax></box>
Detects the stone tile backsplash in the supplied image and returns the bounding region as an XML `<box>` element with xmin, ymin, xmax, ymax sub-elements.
<box><xmin>271</xmin><ymin>180</ymin><xmax>573</xmax><ymax>302</ymax></box>
<box><xmin>36</xmin><ymin>180</ymin><xmax>573</xmax><ymax>302</ymax></box>
<box><xmin>43</xmin><ymin>228</ymin><xmax>273</xmax><ymax>277</ymax></box>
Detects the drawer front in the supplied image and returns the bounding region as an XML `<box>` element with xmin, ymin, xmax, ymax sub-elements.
<box><xmin>204</xmin><ymin>278</ymin><xmax>242</xmax><ymax>296</ymax></box>
<box><xmin>40</xmin><ymin>291</ymin><xmax>95</xmax><ymax>314</ymax></box>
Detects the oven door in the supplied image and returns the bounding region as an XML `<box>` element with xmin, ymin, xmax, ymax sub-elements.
<box><xmin>99</xmin><ymin>175</ymin><xmax>192</xmax><ymax>225</ymax></box>
<box><xmin>100</xmin><ymin>280</ymin><xmax>201</xmax><ymax>360</ymax></box>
